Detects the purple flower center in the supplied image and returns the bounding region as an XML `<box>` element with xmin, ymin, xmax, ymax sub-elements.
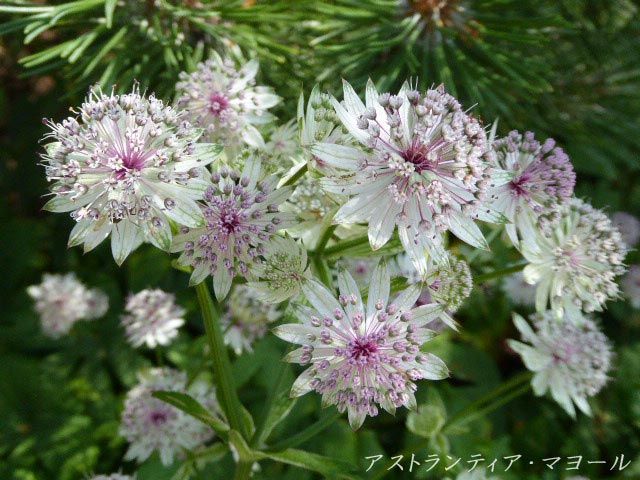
<box><xmin>149</xmin><ymin>410</ymin><xmax>169</xmax><ymax>426</ymax></box>
<box><xmin>400</xmin><ymin>140</ymin><xmax>438</xmax><ymax>173</ymax></box>
<box><xmin>114</xmin><ymin>151</ymin><xmax>147</xmax><ymax>180</ymax></box>
<box><xmin>348</xmin><ymin>338</ymin><xmax>378</xmax><ymax>360</ymax></box>
<box><xmin>510</xmin><ymin>174</ymin><xmax>531</xmax><ymax>197</ymax></box>
<box><xmin>220</xmin><ymin>211</ymin><xmax>243</xmax><ymax>234</ymax></box>
<box><xmin>209</xmin><ymin>92</ymin><xmax>230</xmax><ymax>117</ymax></box>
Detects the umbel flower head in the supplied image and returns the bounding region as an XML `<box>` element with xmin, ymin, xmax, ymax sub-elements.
<box><xmin>508</xmin><ymin>312</ymin><xmax>613</xmax><ymax>417</ymax></box>
<box><xmin>274</xmin><ymin>261</ymin><xmax>449</xmax><ymax>430</ymax></box>
<box><xmin>121</xmin><ymin>289</ymin><xmax>186</xmax><ymax>348</ymax></box>
<box><xmin>222</xmin><ymin>285</ymin><xmax>281</xmax><ymax>355</ymax></box>
<box><xmin>488</xmin><ymin>130</ymin><xmax>575</xmax><ymax>247</ymax></box>
<box><xmin>314</xmin><ymin>80</ymin><xmax>500</xmax><ymax>276</ymax></box>
<box><xmin>119</xmin><ymin>368</ymin><xmax>219</xmax><ymax>466</ymax></box>
<box><xmin>41</xmin><ymin>85</ymin><xmax>222</xmax><ymax>265</ymax></box>
<box><xmin>172</xmin><ymin>157</ymin><xmax>295</xmax><ymax>299</ymax></box>
<box><xmin>176</xmin><ymin>54</ymin><xmax>280</xmax><ymax>153</ymax></box>
<box><xmin>246</xmin><ymin>235</ymin><xmax>310</xmax><ymax>303</ymax></box>
<box><xmin>27</xmin><ymin>273</ymin><xmax>108</xmax><ymax>338</ymax></box>
<box><xmin>521</xmin><ymin>198</ymin><xmax>627</xmax><ymax>316</ymax></box>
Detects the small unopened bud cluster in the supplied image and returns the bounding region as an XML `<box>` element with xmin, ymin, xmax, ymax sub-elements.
<box><xmin>426</xmin><ymin>255</ymin><xmax>473</xmax><ymax>312</ymax></box>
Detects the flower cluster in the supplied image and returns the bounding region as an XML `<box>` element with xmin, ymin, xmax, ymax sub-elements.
<box><xmin>312</xmin><ymin>80</ymin><xmax>500</xmax><ymax>276</ymax></box>
<box><xmin>488</xmin><ymin>130</ymin><xmax>575</xmax><ymax>247</ymax></box>
<box><xmin>274</xmin><ymin>262</ymin><xmax>449</xmax><ymax>430</ymax></box>
<box><xmin>41</xmin><ymin>85</ymin><xmax>221</xmax><ymax>264</ymax></box>
<box><xmin>119</xmin><ymin>368</ymin><xmax>219</xmax><ymax>466</ymax></box>
<box><xmin>508</xmin><ymin>312</ymin><xmax>612</xmax><ymax>417</ymax></box>
<box><xmin>172</xmin><ymin>158</ymin><xmax>294</xmax><ymax>299</ymax></box>
<box><xmin>222</xmin><ymin>285</ymin><xmax>281</xmax><ymax>354</ymax></box>
<box><xmin>121</xmin><ymin>289</ymin><xmax>186</xmax><ymax>348</ymax></box>
<box><xmin>521</xmin><ymin>198</ymin><xmax>627</xmax><ymax>316</ymax></box>
<box><xmin>27</xmin><ymin>273</ymin><xmax>108</xmax><ymax>338</ymax></box>
<box><xmin>610</xmin><ymin>211</ymin><xmax>640</xmax><ymax>248</ymax></box>
<box><xmin>176</xmin><ymin>54</ymin><xmax>280</xmax><ymax>153</ymax></box>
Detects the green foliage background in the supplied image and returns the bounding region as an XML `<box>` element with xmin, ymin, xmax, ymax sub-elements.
<box><xmin>1</xmin><ymin>1</ymin><xmax>639</xmax><ymax>479</ymax></box>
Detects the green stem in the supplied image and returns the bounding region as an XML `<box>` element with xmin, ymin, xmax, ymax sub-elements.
<box><xmin>312</xmin><ymin>256</ymin><xmax>333</xmax><ymax>288</ymax></box>
<box><xmin>281</xmin><ymin>163</ymin><xmax>308</xmax><ymax>188</ymax></box>
<box><xmin>266</xmin><ymin>410</ymin><xmax>342</xmax><ymax>452</ymax></box>
<box><xmin>322</xmin><ymin>235</ymin><xmax>370</xmax><ymax>257</ymax></box>
<box><xmin>195</xmin><ymin>282</ymin><xmax>249</xmax><ymax>439</ymax></box>
<box><xmin>315</xmin><ymin>224</ymin><xmax>337</xmax><ymax>255</ymax></box>
<box><xmin>474</xmin><ymin>262</ymin><xmax>527</xmax><ymax>284</ymax></box>
<box><xmin>233</xmin><ymin>461</ymin><xmax>254</xmax><ymax>480</ymax></box>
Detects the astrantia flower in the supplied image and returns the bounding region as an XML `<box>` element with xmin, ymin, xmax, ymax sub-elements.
<box><xmin>502</xmin><ymin>272</ymin><xmax>536</xmax><ymax>307</ymax></box>
<box><xmin>120</xmin><ymin>368</ymin><xmax>219</xmax><ymax>465</ymax></box>
<box><xmin>508</xmin><ymin>312</ymin><xmax>613</xmax><ymax>417</ymax></box>
<box><xmin>264</xmin><ymin>119</ymin><xmax>300</xmax><ymax>169</ymax></box>
<box><xmin>246</xmin><ymin>236</ymin><xmax>309</xmax><ymax>303</ymax></box>
<box><xmin>340</xmin><ymin>257</ymin><xmax>380</xmax><ymax>289</ymax></box>
<box><xmin>314</xmin><ymin>80</ymin><xmax>500</xmax><ymax>276</ymax></box>
<box><xmin>622</xmin><ymin>264</ymin><xmax>640</xmax><ymax>308</ymax></box>
<box><xmin>172</xmin><ymin>158</ymin><xmax>295</xmax><ymax>299</ymax></box>
<box><xmin>27</xmin><ymin>273</ymin><xmax>108</xmax><ymax>338</ymax></box>
<box><xmin>488</xmin><ymin>130</ymin><xmax>575</xmax><ymax>247</ymax></box>
<box><xmin>41</xmin><ymin>86</ymin><xmax>221</xmax><ymax>265</ymax></box>
<box><xmin>121</xmin><ymin>289</ymin><xmax>186</xmax><ymax>348</ymax></box>
<box><xmin>611</xmin><ymin>211</ymin><xmax>640</xmax><ymax>248</ymax></box>
<box><xmin>274</xmin><ymin>261</ymin><xmax>449</xmax><ymax>430</ymax></box>
<box><xmin>222</xmin><ymin>285</ymin><xmax>281</xmax><ymax>355</ymax></box>
<box><xmin>176</xmin><ymin>54</ymin><xmax>280</xmax><ymax>152</ymax></box>
<box><xmin>521</xmin><ymin>198</ymin><xmax>627</xmax><ymax>316</ymax></box>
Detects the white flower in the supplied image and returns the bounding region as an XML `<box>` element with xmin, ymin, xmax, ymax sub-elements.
<box><xmin>27</xmin><ymin>273</ymin><xmax>108</xmax><ymax>338</ymax></box>
<box><xmin>487</xmin><ymin>130</ymin><xmax>575</xmax><ymax>247</ymax></box>
<box><xmin>176</xmin><ymin>54</ymin><xmax>280</xmax><ymax>154</ymax></box>
<box><xmin>314</xmin><ymin>80</ymin><xmax>500</xmax><ymax>276</ymax></box>
<box><xmin>222</xmin><ymin>285</ymin><xmax>281</xmax><ymax>355</ymax></box>
<box><xmin>121</xmin><ymin>289</ymin><xmax>186</xmax><ymax>348</ymax></box>
<box><xmin>522</xmin><ymin>198</ymin><xmax>627</xmax><ymax>316</ymax></box>
<box><xmin>622</xmin><ymin>264</ymin><xmax>640</xmax><ymax>308</ymax></box>
<box><xmin>508</xmin><ymin>312</ymin><xmax>613</xmax><ymax>417</ymax></box>
<box><xmin>172</xmin><ymin>157</ymin><xmax>295</xmax><ymax>299</ymax></box>
<box><xmin>119</xmin><ymin>368</ymin><xmax>219</xmax><ymax>466</ymax></box>
<box><xmin>246</xmin><ymin>235</ymin><xmax>309</xmax><ymax>303</ymax></box>
<box><xmin>274</xmin><ymin>261</ymin><xmax>449</xmax><ymax>430</ymax></box>
<box><xmin>264</xmin><ymin>119</ymin><xmax>300</xmax><ymax>168</ymax></box>
<box><xmin>502</xmin><ymin>272</ymin><xmax>536</xmax><ymax>307</ymax></box>
<box><xmin>41</xmin><ymin>85</ymin><xmax>221</xmax><ymax>265</ymax></box>
<box><xmin>611</xmin><ymin>211</ymin><xmax>640</xmax><ymax>248</ymax></box>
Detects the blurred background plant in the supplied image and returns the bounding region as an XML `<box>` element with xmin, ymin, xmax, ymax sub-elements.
<box><xmin>1</xmin><ymin>0</ymin><xmax>639</xmax><ymax>479</ymax></box>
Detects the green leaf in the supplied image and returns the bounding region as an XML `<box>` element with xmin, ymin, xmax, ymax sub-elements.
<box><xmin>264</xmin><ymin>448</ymin><xmax>359</xmax><ymax>478</ymax></box>
<box><xmin>152</xmin><ymin>391</ymin><xmax>229</xmax><ymax>440</ymax></box>
<box><xmin>406</xmin><ymin>404</ymin><xmax>447</xmax><ymax>439</ymax></box>
<box><xmin>104</xmin><ymin>0</ymin><xmax>117</xmax><ymax>28</ymax></box>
